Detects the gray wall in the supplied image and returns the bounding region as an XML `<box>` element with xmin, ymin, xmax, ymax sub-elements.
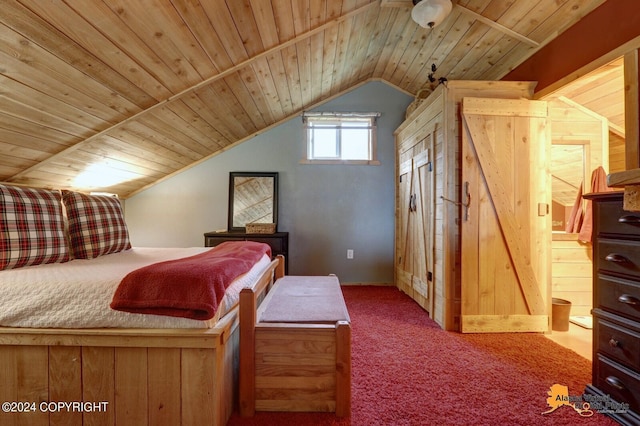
<box><xmin>124</xmin><ymin>81</ymin><xmax>412</xmax><ymax>283</ymax></box>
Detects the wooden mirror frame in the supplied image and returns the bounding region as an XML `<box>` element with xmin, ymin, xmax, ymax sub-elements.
<box><xmin>228</xmin><ymin>172</ymin><xmax>278</xmax><ymax>232</ymax></box>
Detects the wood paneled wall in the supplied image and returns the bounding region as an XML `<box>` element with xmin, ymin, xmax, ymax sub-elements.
<box><xmin>551</xmin><ymin>235</ymin><xmax>593</xmax><ymax>316</ymax></box>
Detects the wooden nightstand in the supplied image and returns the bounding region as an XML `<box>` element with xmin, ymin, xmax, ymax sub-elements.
<box><xmin>204</xmin><ymin>231</ymin><xmax>289</xmax><ymax>274</ymax></box>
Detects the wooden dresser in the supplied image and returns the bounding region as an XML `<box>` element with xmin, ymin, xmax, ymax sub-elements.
<box><xmin>204</xmin><ymin>231</ymin><xmax>289</xmax><ymax>273</ymax></box>
<box><xmin>585</xmin><ymin>191</ymin><xmax>640</xmax><ymax>425</ymax></box>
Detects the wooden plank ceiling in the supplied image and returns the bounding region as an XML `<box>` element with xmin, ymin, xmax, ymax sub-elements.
<box><xmin>0</xmin><ymin>0</ymin><xmax>607</xmax><ymax>197</ymax></box>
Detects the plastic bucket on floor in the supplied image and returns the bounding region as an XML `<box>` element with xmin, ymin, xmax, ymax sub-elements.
<box><xmin>552</xmin><ymin>298</ymin><xmax>572</xmax><ymax>332</ymax></box>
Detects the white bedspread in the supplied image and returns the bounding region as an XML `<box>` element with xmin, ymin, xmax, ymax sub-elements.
<box><xmin>0</xmin><ymin>247</ymin><xmax>270</xmax><ymax>329</ymax></box>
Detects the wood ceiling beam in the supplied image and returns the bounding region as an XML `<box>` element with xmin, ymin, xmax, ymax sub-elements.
<box><xmin>609</xmin><ymin>122</ymin><xmax>626</xmax><ymax>138</ymax></box>
<box><xmin>454</xmin><ymin>5</ymin><xmax>539</xmax><ymax>47</ymax></box>
<box><xmin>380</xmin><ymin>0</ymin><xmax>412</xmax><ymax>7</ymax></box>
<box><xmin>8</xmin><ymin>1</ymin><xmax>379</xmax><ymax>182</ymax></box>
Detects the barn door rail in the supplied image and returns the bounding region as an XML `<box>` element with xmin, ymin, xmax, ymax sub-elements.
<box><xmin>441</xmin><ymin>182</ymin><xmax>471</xmax><ymax>220</ymax></box>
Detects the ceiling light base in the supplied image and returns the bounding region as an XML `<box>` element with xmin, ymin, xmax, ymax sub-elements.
<box><xmin>411</xmin><ymin>0</ymin><xmax>453</xmax><ymax>28</ymax></box>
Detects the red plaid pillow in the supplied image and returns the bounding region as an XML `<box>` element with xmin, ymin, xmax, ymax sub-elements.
<box><xmin>0</xmin><ymin>185</ymin><xmax>70</xmax><ymax>270</ymax></box>
<box><xmin>62</xmin><ymin>191</ymin><xmax>131</xmax><ymax>259</ymax></box>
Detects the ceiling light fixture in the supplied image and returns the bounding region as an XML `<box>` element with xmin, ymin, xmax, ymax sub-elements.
<box><xmin>411</xmin><ymin>0</ymin><xmax>453</xmax><ymax>29</ymax></box>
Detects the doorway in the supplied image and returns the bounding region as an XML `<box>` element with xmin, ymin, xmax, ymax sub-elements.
<box><xmin>541</xmin><ymin>56</ymin><xmax>626</xmax><ymax>352</ymax></box>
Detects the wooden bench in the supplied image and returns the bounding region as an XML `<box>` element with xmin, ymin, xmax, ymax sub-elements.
<box><xmin>238</xmin><ymin>275</ymin><xmax>351</xmax><ymax>417</ymax></box>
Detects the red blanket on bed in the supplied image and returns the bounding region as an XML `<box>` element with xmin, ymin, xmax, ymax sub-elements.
<box><xmin>110</xmin><ymin>241</ymin><xmax>271</xmax><ymax>320</ymax></box>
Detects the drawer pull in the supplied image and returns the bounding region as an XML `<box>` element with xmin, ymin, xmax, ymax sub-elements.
<box><xmin>618</xmin><ymin>215</ymin><xmax>640</xmax><ymax>224</ymax></box>
<box><xmin>605</xmin><ymin>253</ymin><xmax>631</xmax><ymax>264</ymax></box>
<box><xmin>605</xmin><ymin>376</ymin><xmax>626</xmax><ymax>391</ymax></box>
<box><xmin>609</xmin><ymin>338</ymin><xmax>621</xmax><ymax>348</ymax></box>
<box><xmin>618</xmin><ymin>294</ymin><xmax>640</xmax><ymax>305</ymax></box>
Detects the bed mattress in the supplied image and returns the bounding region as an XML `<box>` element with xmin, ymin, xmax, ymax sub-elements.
<box><xmin>0</xmin><ymin>247</ymin><xmax>271</xmax><ymax>329</ymax></box>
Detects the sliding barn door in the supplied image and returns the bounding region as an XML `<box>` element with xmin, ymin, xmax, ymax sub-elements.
<box><xmin>460</xmin><ymin>97</ymin><xmax>551</xmax><ymax>333</ymax></box>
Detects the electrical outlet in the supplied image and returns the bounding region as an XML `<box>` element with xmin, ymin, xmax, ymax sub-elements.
<box><xmin>347</xmin><ymin>249</ymin><xmax>354</xmax><ymax>259</ymax></box>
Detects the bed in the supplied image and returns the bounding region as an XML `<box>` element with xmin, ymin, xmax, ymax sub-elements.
<box><xmin>0</xmin><ymin>184</ymin><xmax>285</xmax><ymax>425</ymax></box>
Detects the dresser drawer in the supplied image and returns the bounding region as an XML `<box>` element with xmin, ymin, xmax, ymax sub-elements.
<box><xmin>595</xmin><ymin>355</ymin><xmax>640</xmax><ymax>413</ymax></box>
<box><xmin>597</xmin><ymin>319</ymin><xmax>640</xmax><ymax>370</ymax></box>
<box><xmin>598</xmin><ymin>275</ymin><xmax>640</xmax><ymax>320</ymax></box>
<box><xmin>598</xmin><ymin>239</ymin><xmax>640</xmax><ymax>279</ymax></box>
<box><xmin>597</xmin><ymin>200</ymin><xmax>640</xmax><ymax>237</ymax></box>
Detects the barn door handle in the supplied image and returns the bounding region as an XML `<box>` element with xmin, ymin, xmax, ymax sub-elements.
<box><xmin>440</xmin><ymin>182</ymin><xmax>470</xmax><ymax>221</ymax></box>
<box><xmin>463</xmin><ymin>181</ymin><xmax>471</xmax><ymax>221</ymax></box>
<box><xmin>409</xmin><ymin>194</ymin><xmax>417</xmax><ymax>212</ymax></box>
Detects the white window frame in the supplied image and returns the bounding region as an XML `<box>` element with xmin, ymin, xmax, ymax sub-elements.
<box><xmin>301</xmin><ymin>112</ymin><xmax>381</xmax><ymax>165</ymax></box>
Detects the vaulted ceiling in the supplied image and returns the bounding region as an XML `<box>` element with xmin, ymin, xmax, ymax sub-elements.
<box><xmin>1</xmin><ymin>0</ymin><xmax>607</xmax><ymax>197</ymax></box>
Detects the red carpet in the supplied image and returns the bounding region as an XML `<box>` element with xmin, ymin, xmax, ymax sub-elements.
<box><xmin>227</xmin><ymin>286</ymin><xmax>618</xmax><ymax>426</ymax></box>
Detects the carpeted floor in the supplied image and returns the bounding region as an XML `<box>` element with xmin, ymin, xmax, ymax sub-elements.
<box><xmin>227</xmin><ymin>285</ymin><xmax>619</xmax><ymax>426</ymax></box>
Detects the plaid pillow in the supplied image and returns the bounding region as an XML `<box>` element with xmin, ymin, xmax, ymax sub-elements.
<box><xmin>62</xmin><ymin>191</ymin><xmax>131</xmax><ymax>259</ymax></box>
<box><xmin>0</xmin><ymin>184</ymin><xmax>70</xmax><ymax>270</ymax></box>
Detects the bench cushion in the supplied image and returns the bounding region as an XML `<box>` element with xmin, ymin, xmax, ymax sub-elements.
<box><xmin>259</xmin><ymin>275</ymin><xmax>350</xmax><ymax>324</ymax></box>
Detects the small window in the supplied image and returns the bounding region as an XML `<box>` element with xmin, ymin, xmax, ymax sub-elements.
<box><xmin>302</xmin><ymin>112</ymin><xmax>380</xmax><ymax>165</ymax></box>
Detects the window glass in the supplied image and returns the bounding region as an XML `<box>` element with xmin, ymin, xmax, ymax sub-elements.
<box><xmin>304</xmin><ymin>114</ymin><xmax>378</xmax><ymax>164</ymax></box>
<box><xmin>312</xmin><ymin>126</ymin><xmax>339</xmax><ymax>158</ymax></box>
<box><xmin>342</xmin><ymin>126</ymin><xmax>370</xmax><ymax>160</ymax></box>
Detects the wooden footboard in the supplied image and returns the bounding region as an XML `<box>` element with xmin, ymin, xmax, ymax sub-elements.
<box><xmin>0</xmin><ymin>316</ymin><xmax>239</xmax><ymax>426</ymax></box>
<box><xmin>0</xmin><ymin>255</ymin><xmax>285</xmax><ymax>426</ymax></box>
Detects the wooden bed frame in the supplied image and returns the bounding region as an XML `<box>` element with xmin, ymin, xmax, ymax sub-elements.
<box><xmin>0</xmin><ymin>255</ymin><xmax>285</xmax><ymax>426</ymax></box>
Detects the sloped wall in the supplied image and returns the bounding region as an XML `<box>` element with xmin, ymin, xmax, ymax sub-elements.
<box><xmin>124</xmin><ymin>81</ymin><xmax>412</xmax><ymax>283</ymax></box>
